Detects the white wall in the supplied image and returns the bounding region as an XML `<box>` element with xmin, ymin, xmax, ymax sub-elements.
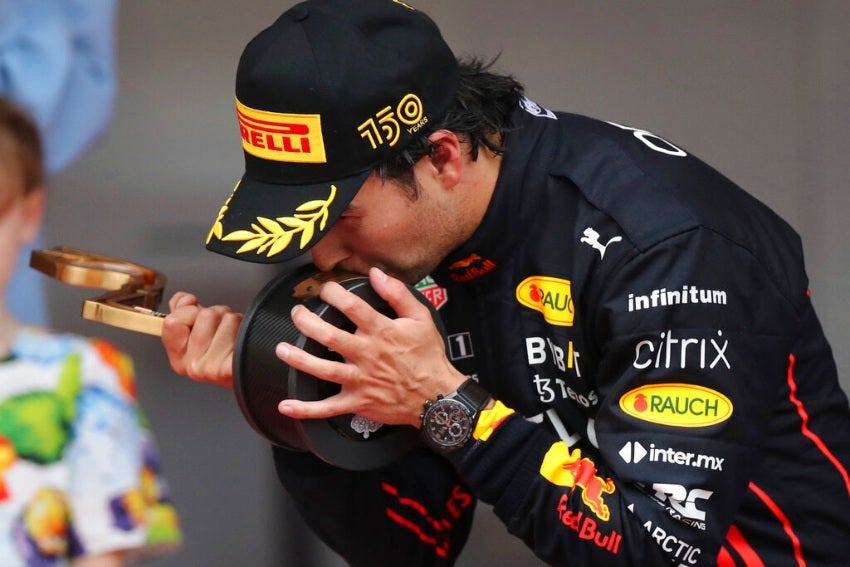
<box><xmin>44</xmin><ymin>2</ymin><xmax>849</xmax><ymax>565</ymax></box>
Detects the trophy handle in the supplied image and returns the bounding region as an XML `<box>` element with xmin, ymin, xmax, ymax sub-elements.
<box><xmin>30</xmin><ymin>247</ymin><xmax>364</xmax><ymax>337</ymax></box>
<box><xmin>30</xmin><ymin>247</ymin><xmax>166</xmax><ymax>336</ymax></box>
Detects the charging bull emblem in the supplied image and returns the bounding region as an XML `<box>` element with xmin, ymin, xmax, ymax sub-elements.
<box><xmin>540</xmin><ymin>442</ymin><xmax>615</xmax><ymax>521</ymax></box>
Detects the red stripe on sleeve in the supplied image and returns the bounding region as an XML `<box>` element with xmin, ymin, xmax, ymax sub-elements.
<box><xmin>786</xmin><ymin>354</ymin><xmax>850</xmax><ymax>497</ymax></box>
<box><xmin>725</xmin><ymin>524</ymin><xmax>766</xmax><ymax>567</ymax></box>
<box><xmin>748</xmin><ymin>482</ymin><xmax>806</xmax><ymax>567</ymax></box>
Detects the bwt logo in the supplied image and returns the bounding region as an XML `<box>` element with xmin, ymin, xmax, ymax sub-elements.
<box><xmin>236</xmin><ymin>99</ymin><xmax>326</xmax><ymax>164</ymax></box>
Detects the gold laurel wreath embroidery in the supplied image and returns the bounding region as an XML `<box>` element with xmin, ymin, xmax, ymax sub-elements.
<box><xmin>206</xmin><ymin>182</ymin><xmax>238</xmax><ymax>246</ymax></box>
<box><xmin>217</xmin><ymin>185</ymin><xmax>337</xmax><ymax>258</ymax></box>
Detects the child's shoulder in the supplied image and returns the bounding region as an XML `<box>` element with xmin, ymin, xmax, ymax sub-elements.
<box><xmin>13</xmin><ymin>326</ymin><xmax>127</xmax><ymax>364</ymax></box>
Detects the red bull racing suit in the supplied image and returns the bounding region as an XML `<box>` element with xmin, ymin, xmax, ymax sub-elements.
<box><xmin>273</xmin><ymin>100</ymin><xmax>850</xmax><ymax>566</ymax></box>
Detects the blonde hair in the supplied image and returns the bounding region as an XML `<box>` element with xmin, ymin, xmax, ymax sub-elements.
<box><xmin>0</xmin><ymin>97</ymin><xmax>44</xmax><ymax>214</ymax></box>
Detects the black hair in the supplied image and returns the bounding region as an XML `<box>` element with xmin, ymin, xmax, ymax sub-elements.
<box><xmin>375</xmin><ymin>56</ymin><xmax>524</xmax><ymax>192</ymax></box>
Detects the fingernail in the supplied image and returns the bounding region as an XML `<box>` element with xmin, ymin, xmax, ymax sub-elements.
<box><xmin>278</xmin><ymin>401</ymin><xmax>293</xmax><ymax>415</ymax></box>
<box><xmin>372</xmin><ymin>267</ymin><xmax>387</xmax><ymax>282</ymax></box>
<box><xmin>276</xmin><ymin>343</ymin><xmax>290</xmax><ymax>358</ymax></box>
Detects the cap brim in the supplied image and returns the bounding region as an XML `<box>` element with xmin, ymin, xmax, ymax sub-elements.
<box><xmin>205</xmin><ymin>168</ymin><xmax>370</xmax><ymax>263</ymax></box>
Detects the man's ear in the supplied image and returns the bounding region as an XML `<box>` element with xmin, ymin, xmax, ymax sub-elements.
<box><xmin>424</xmin><ymin>130</ymin><xmax>463</xmax><ymax>187</ymax></box>
<box><xmin>19</xmin><ymin>188</ymin><xmax>45</xmax><ymax>244</ymax></box>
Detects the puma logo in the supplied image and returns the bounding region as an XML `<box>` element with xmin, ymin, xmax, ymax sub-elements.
<box><xmin>580</xmin><ymin>227</ymin><xmax>622</xmax><ymax>259</ymax></box>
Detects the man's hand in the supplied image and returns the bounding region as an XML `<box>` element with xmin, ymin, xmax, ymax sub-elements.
<box><xmin>161</xmin><ymin>292</ymin><xmax>242</xmax><ymax>388</ymax></box>
<box><xmin>275</xmin><ymin>267</ymin><xmax>466</xmax><ymax>428</ymax></box>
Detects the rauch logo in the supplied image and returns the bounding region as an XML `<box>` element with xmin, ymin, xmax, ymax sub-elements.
<box><xmin>619</xmin><ymin>383</ymin><xmax>732</xmax><ymax>427</ymax></box>
<box><xmin>516</xmin><ymin>276</ymin><xmax>575</xmax><ymax>326</ymax></box>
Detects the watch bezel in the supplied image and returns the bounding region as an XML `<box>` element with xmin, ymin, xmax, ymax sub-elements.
<box><xmin>421</xmin><ymin>396</ymin><xmax>474</xmax><ymax>452</ymax></box>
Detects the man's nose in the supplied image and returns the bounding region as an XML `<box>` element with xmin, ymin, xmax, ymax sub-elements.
<box><xmin>310</xmin><ymin>232</ymin><xmax>350</xmax><ymax>272</ymax></box>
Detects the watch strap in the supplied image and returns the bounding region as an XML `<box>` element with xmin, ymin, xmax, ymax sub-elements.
<box><xmin>448</xmin><ymin>378</ymin><xmax>491</xmax><ymax>422</ymax></box>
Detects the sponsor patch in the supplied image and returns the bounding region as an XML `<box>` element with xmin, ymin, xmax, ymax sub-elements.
<box><xmin>236</xmin><ymin>98</ymin><xmax>326</xmax><ymax>163</ymax></box>
<box><xmin>448</xmin><ymin>254</ymin><xmax>496</xmax><ymax>282</ymax></box>
<box><xmin>628</xmin><ymin>285</ymin><xmax>727</xmax><ymax>312</ymax></box>
<box><xmin>519</xmin><ymin>96</ymin><xmax>557</xmax><ymax>120</ymax></box>
<box><xmin>580</xmin><ymin>227</ymin><xmax>621</xmax><ymax>259</ymax></box>
<box><xmin>652</xmin><ymin>483</ymin><xmax>712</xmax><ymax>530</ymax></box>
<box><xmin>540</xmin><ymin>443</ymin><xmax>614</xmax><ymax>521</ymax></box>
<box><xmin>414</xmin><ymin>276</ymin><xmax>448</xmax><ymax>310</ymax></box>
<box><xmin>642</xmin><ymin>519</ymin><xmax>702</xmax><ymax>564</ymax></box>
<box><xmin>556</xmin><ymin>501</ymin><xmax>622</xmax><ymax>555</ymax></box>
<box><xmin>619</xmin><ymin>383</ymin><xmax>733</xmax><ymax>427</ymax></box>
<box><xmin>619</xmin><ymin>441</ymin><xmax>724</xmax><ymax>471</ymax></box>
<box><xmin>447</xmin><ymin>332</ymin><xmax>474</xmax><ymax>360</ymax></box>
<box><xmin>632</xmin><ymin>330</ymin><xmax>730</xmax><ymax>370</ymax></box>
<box><xmin>516</xmin><ymin>276</ymin><xmax>575</xmax><ymax>326</ymax></box>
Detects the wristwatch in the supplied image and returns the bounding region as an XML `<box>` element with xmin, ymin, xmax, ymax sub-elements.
<box><xmin>420</xmin><ymin>378</ymin><xmax>492</xmax><ymax>453</ymax></box>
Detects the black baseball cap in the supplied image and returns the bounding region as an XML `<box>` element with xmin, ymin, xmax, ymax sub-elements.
<box><xmin>205</xmin><ymin>0</ymin><xmax>460</xmax><ymax>263</ymax></box>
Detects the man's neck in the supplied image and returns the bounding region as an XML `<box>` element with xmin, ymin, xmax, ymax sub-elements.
<box><xmin>456</xmin><ymin>145</ymin><xmax>502</xmax><ymax>243</ymax></box>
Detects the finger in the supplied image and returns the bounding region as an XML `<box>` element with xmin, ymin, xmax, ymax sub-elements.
<box><xmin>187</xmin><ymin>310</ymin><xmax>241</xmax><ymax>388</ymax></box>
<box><xmin>163</xmin><ymin>303</ymin><xmax>240</xmax><ymax>388</ymax></box>
<box><xmin>289</xmin><ymin>300</ymin><xmax>366</xmax><ymax>362</ymax></box>
<box><xmin>368</xmin><ymin>267</ymin><xmax>433</xmax><ymax>322</ymax></box>
<box><xmin>317</xmin><ymin>280</ymin><xmax>392</xmax><ymax>331</ymax></box>
<box><xmin>168</xmin><ymin>291</ymin><xmax>198</xmax><ymax>312</ymax></box>
<box><xmin>161</xmin><ymin>303</ymin><xmax>200</xmax><ymax>376</ymax></box>
<box><xmin>275</xmin><ymin>328</ymin><xmax>355</xmax><ymax>386</ymax></box>
<box><xmin>277</xmin><ymin>392</ymin><xmax>358</xmax><ymax>421</ymax></box>
<box><xmin>184</xmin><ymin>306</ymin><xmax>237</xmax><ymax>366</ymax></box>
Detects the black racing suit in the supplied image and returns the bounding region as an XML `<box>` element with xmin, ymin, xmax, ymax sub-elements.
<box><xmin>274</xmin><ymin>100</ymin><xmax>850</xmax><ymax>566</ymax></box>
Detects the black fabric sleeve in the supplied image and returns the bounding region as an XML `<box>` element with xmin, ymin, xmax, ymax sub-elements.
<box><xmin>273</xmin><ymin>445</ymin><xmax>476</xmax><ymax>566</ymax></box>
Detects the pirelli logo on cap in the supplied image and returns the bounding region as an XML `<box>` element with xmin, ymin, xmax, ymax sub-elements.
<box><xmin>236</xmin><ymin>98</ymin><xmax>326</xmax><ymax>163</ymax></box>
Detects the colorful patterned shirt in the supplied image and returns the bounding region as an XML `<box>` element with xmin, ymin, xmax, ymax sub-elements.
<box><xmin>0</xmin><ymin>327</ymin><xmax>181</xmax><ymax>565</ymax></box>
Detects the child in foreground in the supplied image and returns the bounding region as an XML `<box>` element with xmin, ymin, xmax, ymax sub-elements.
<box><xmin>0</xmin><ymin>96</ymin><xmax>181</xmax><ymax>566</ymax></box>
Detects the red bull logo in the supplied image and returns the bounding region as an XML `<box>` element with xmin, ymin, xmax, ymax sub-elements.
<box><xmin>448</xmin><ymin>254</ymin><xmax>481</xmax><ymax>270</ymax></box>
<box><xmin>540</xmin><ymin>443</ymin><xmax>614</xmax><ymax>521</ymax></box>
<box><xmin>516</xmin><ymin>276</ymin><xmax>575</xmax><ymax>326</ymax></box>
<box><xmin>556</xmin><ymin>500</ymin><xmax>623</xmax><ymax>555</ymax></box>
<box><xmin>448</xmin><ymin>254</ymin><xmax>496</xmax><ymax>282</ymax></box>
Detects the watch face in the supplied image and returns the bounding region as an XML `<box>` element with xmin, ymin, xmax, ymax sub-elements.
<box><xmin>424</xmin><ymin>398</ymin><xmax>472</xmax><ymax>451</ymax></box>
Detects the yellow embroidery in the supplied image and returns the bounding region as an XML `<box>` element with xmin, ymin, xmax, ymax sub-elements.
<box><xmin>392</xmin><ymin>0</ymin><xmax>416</xmax><ymax>10</ymax></box>
<box><xmin>358</xmin><ymin>94</ymin><xmax>425</xmax><ymax>150</ymax></box>
<box><xmin>219</xmin><ymin>185</ymin><xmax>336</xmax><ymax>257</ymax></box>
<box><xmin>206</xmin><ymin>181</ymin><xmax>239</xmax><ymax>245</ymax></box>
